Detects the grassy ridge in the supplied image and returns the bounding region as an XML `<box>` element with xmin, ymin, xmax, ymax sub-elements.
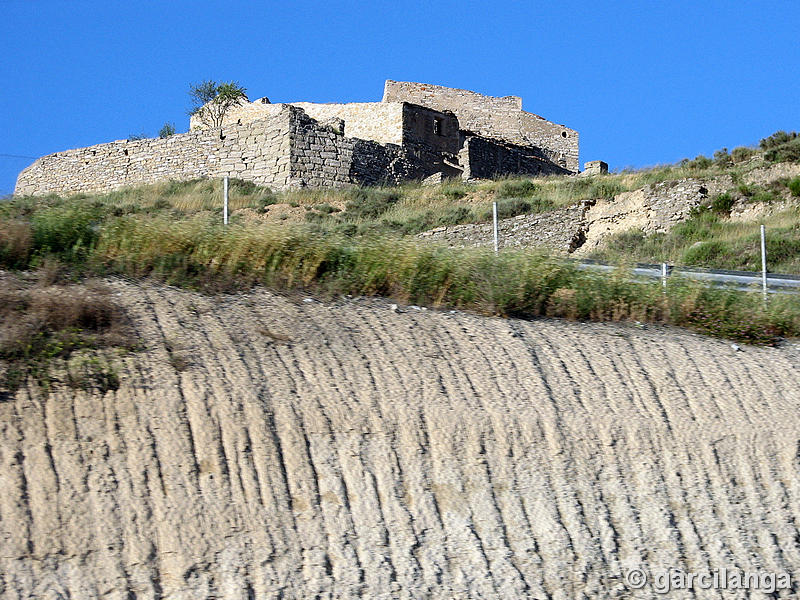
<box><xmin>1</xmin><ymin>191</ymin><xmax>797</xmax><ymax>344</ymax></box>
<box><xmin>2</xmin><ymin>129</ymin><xmax>800</xmax><ymax>346</ymax></box>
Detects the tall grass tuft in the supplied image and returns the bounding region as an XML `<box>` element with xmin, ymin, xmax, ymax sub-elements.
<box><xmin>89</xmin><ymin>216</ymin><xmax>800</xmax><ymax>344</ymax></box>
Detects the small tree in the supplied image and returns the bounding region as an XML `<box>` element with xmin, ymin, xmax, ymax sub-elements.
<box><xmin>188</xmin><ymin>80</ymin><xmax>248</xmax><ymax>128</ymax></box>
<box><xmin>159</xmin><ymin>122</ymin><xmax>176</xmax><ymax>138</ymax></box>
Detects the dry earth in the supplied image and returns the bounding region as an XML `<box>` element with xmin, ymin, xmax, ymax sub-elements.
<box><xmin>419</xmin><ymin>163</ymin><xmax>800</xmax><ymax>255</ymax></box>
<box><xmin>2</xmin><ymin>280</ymin><xmax>800</xmax><ymax>599</ymax></box>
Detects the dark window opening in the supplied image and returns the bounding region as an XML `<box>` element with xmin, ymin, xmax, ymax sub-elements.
<box><xmin>123</xmin><ymin>149</ymin><xmax>128</xmax><ymax>156</ymax></box>
<box><xmin>562</xmin><ymin>131</ymin><xmax>568</xmax><ymax>138</ymax></box>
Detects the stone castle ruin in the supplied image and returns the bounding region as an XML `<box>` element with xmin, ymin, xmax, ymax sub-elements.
<box><xmin>15</xmin><ymin>81</ymin><xmax>579</xmax><ymax>196</ymax></box>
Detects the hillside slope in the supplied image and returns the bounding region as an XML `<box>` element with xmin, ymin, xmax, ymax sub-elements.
<box><xmin>2</xmin><ymin>280</ymin><xmax>800</xmax><ymax>599</ymax></box>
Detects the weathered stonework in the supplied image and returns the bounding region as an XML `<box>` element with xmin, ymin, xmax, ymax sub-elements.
<box><xmin>383</xmin><ymin>80</ymin><xmax>579</xmax><ymax>172</ymax></box>
<box><xmin>16</xmin><ymin>81</ymin><xmax>579</xmax><ymax>196</ymax></box>
<box><xmin>580</xmin><ymin>160</ymin><xmax>609</xmax><ymax>176</ymax></box>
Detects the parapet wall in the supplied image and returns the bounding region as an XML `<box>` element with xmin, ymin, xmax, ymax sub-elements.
<box><xmin>204</xmin><ymin>101</ymin><xmax>407</xmax><ymax>147</ymax></box>
<box><xmin>383</xmin><ymin>80</ymin><xmax>579</xmax><ymax>172</ymax></box>
<box><xmin>460</xmin><ymin>136</ymin><xmax>571</xmax><ymax>180</ymax></box>
<box><xmin>291</xmin><ymin>103</ymin><xmax>404</xmax><ymax>146</ymax></box>
<box><xmin>16</xmin><ymin>108</ymin><xmax>294</xmax><ymax>196</ymax></box>
<box><xmin>15</xmin><ymin>106</ymin><xmax>428</xmax><ymax>196</ymax></box>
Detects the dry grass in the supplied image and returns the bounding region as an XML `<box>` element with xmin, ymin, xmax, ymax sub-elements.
<box><xmin>0</xmin><ymin>219</ymin><xmax>33</xmax><ymax>268</ymax></box>
<box><xmin>0</xmin><ymin>271</ymin><xmax>135</xmax><ymax>391</ymax></box>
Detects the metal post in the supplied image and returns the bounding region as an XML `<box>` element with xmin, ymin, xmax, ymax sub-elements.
<box><xmin>661</xmin><ymin>262</ymin><xmax>668</xmax><ymax>294</ymax></box>
<box><xmin>761</xmin><ymin>224</ymin><xmax>767</xmax><ymax>306</ymax></box>
<box><xmin>492</xmin><ymin>201</ymin><xmax>499</xmax><ymax>254</ymax></box>
<box><xmin>223</xmin><ymin>176</ymin><xmax>229</xmax><ymax>225</ymax></box>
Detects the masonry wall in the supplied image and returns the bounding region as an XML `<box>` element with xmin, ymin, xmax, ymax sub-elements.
<box><xmin>189</xmin><ymin>101</ymin><xmax>285</xmax><ymax>131</ymax></box>
<box><xmin>289</xmin><ymin>108</ymin><xmax>426</xmax><ymax>187</ymax></box>
<box><xmin>383</xmin><ymin>80</ymin><xmax>579</xmax><ymax>172</ymax></box>
<box><xmin>288</xmin><ymin>109</ymin><xmax>354</xmax><ymax>188</ymax></box>
<box><xmin>203</xmin><ymin>101</ymin><xmax>407</xmax><ymax>147</ymax></box>
<box><xmin>401</xmin><ymin>104</ymin><xmax>460</xmax><ymax>156</ymax></box>
<box><xmin>16</xmin><ymin>110</ymin><xmax>295</xmax><ymax>196</ymax></box>
<box><xmin>291</xmin><ymin>103</ymin><xmax>405</xmax><ymax>146</ymax></box>
<box><xmin>460</xmin><ymin>136</ymin><xmax>571</xmax><ymax>180</ymax></box>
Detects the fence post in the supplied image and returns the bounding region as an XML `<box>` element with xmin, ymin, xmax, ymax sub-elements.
<box><xmin>223</xmin><ymin>176</ymin><xmax>229</xmax><ymax>225</ymax></box>
<box><xmin>761</xmin><ymin>224</ymin><xmax>767</xmax><ymax>307</ymax></box>
<box><xmin>492</xmin><ymin>201</ymin><xmax>499</xmax><ymax>254</ymax></box>
<box><xmin>661</xmin><ymin>262</ymin><xmax>668</xmax><ymax>294</ymax></box>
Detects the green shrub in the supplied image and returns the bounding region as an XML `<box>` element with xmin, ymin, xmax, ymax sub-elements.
<box><xmin>605</xmin><ymin>229</ymin><xmax>646</xmax><ymax>251</ymax></box>
<box><xmin>497</xmin><ymin>180</ymin><xmax>537</xmax><ymax>198</ymax></box>
<box><xmin>344</xmin><ymin>188</ymin><xmax>401</xmax><ymax>220</ymax></box>
<box><xmin>384</xmin><ymin>206</ymin><xmax>475</xmax><ymax>235</ymax></box>
<box><xmin>229</xmin><ymin>178</ymin><xmax>265</xmax><ymax>196</ymax></box>
<box><xmin>751</xmin><ymin>189</ymin><xmax>779</xmax><ymax>204</ymax></box>
<box><xmin>258</xmin><ymin>196</ymin><xmax>278</xmax><ymax>212</ymax></box>
<box><xmin>0</xmin><ymin>276</ymin><xmax>134</xmax><ymax>392</ymax></box>
<box><xmin>673</xmin><ymin>210</ymin><xmax>719</xmax><ymax>241</ymax></box>
<box><xmin>737</xmin><ymin>183</ymin><xmax>755</xmax><ymax>197</ymax></box>
<box><xmin>31</xmin><ymin>203</ymin><xmax>104</xmax><ymax>260</ymax></box>
<box><xmin>731</xmin><ymin>146</ymin><xmax>755</xmax><ymax>163</ymax></box>
<box><xmin>159</xmin><ymin>122</ymin><xmax>176</xmax><ymax>138</ymax></box>
<box><xmin>304</xmin><ymin>211</ymin><xmax>328</xmax><ymax>223</ymax></box>
<box><xmin>480</xmin><ymin>197</ymin><xmax>555</xmax><ymax>221</ymax></box>
<box><xmin>788</xmin><ymin>177</ymin><xmax>800</xmax><ymax>197</ymax></box>
<box><xmin>441</xmin><ymin>183</ymin><xmax>469</xmax><ymax>200</ymax></box>
<box><xmin>764</xmin><ymin>138</ymin><xmax>800</xmax><ymax>163</ymax></box>
<box><xmin>314</xmin><ymin>203</ymin><xmax>340</xmax><ymax>214</ymax></box>
<box><xmin>333</xmin><ymin>222</ymin><xmax>358</xmax><ymax>237</ymax></box>
<box><xmin>589</xmin><ymin>180</ymin><xmax>623</xmax><ymax>199</ymax></box>
<box><xmin>492</xmin><ymin>197</ymin><xmax>530</xmax><ymax>219</ymax></box>
<box><xmin>762</xmin><ymin>230</ymin><xmax>800</xmax><ymax>266</ymax></box>
<box><xmin>713</xmin><ymin>148</ymin><xmax>732</xmax><ymax>167</ymax></box>
<box><xmin>682</xmin><ymin>240</ymin><xmax>730</xmax><ymax>265</ymax></box>
<box><xmin>759</xmin><ymin>130</ymin><xmax>797</xmax><ymax>150</ymax></box>
<box><xmin>435</xmin><ymin>206</ymin><xmax>473</xmax><ymax>227</ymax></box>
<box><xmin>710</xmin><ymin>193</ymin><xmax>734</xmax><ymax>215</ymax></box>
<box><xmin>688</xmin><ymin>155</ymin><xmax>713</xmax><ymax>170</ymax></box>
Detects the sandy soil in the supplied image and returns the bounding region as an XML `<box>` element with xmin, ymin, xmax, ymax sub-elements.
<box><xmin>1</xmin><ymin>280</ymin><xmax>799</xmax><ymax>599</ymax></box>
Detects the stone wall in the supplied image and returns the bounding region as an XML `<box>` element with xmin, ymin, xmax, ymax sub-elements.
<box><xmin>460</xmin><ymin>136</ymin><xmax>571</xmax><ymax>180</ymax></box>
<box><xmin>17</xmin><ymin>81</ymin><xmax>580</xmax><ymax>196</ymax></box>
<box><xmin>418</xmin><ymin>202</ymin><xmax>590</xmax><ymax>253</ymax></box>
<box><xmin>16</xmin><ymin>108</ymin><xmax>294</xmax><ymax>196</ymax></box>
<box><xmin>16</xmin><ymin>104</ymin><xmax>431</xmax><ymax>196</ymax></box>
<box><xmin>289</xmin><ymin>108</ymin><xmax>435</xmax><ymax>187</ymax></box>
<box><xmin>202</xmin><ymin>100</ymin><xmax>407</xmax><ymax>147</ymax></box>
<box><xmin>288</xmin><ymin>109</ymin><xmax>354</xmax><ymax>188</ymax></box>
<box><xmin>401</xmin><ymin>103</ymin><xmax>459</xmax><ymax>156</ymax></box>
<box><xmin>189</xmin><ymin>100</ymin><xmax>285</xmax><ymax>131</ymax></box>
<box><xmin>383</xmin><ymin>80</ymin><xmax>579</xmax><ymax>172</ymax></box>
<box><xmin>292</xmin><ymin>102</ymin><xmax>405</xmax><ymax>146</ymax></box>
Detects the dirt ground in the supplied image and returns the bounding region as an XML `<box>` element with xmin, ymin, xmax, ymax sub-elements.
<box><xmin>1</xmin><ymin>279</ymin><xmax>799</xmax><ymax>599</ymax></box>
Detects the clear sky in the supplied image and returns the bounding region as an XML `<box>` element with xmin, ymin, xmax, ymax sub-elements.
<box><xmin>1</xmin><ymin>0</ymin><xmax>798</xmax><ymax>195</ymax></box>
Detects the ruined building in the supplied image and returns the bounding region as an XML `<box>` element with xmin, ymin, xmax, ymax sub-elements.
<box><xmin>15</xmin><ymin>81</ymin><xmax>579</xmax><ymax>196</ymax></box>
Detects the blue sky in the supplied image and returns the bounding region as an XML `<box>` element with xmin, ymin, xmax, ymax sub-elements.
<box><xmin>1</xmin><ymin>0</ymin><xmax>798</xmax><ymax>195</ymax></box>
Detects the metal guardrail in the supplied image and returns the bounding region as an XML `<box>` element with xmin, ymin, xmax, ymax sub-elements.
<box><xmin>487</xmin><ymin>202</ymin><xmax>800</xmax><ymax>297</ymax></box>
<box><xmin>572</xmin><ymin>259</ymin><xmax>800</xmax><ymax>295</ymax></box>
